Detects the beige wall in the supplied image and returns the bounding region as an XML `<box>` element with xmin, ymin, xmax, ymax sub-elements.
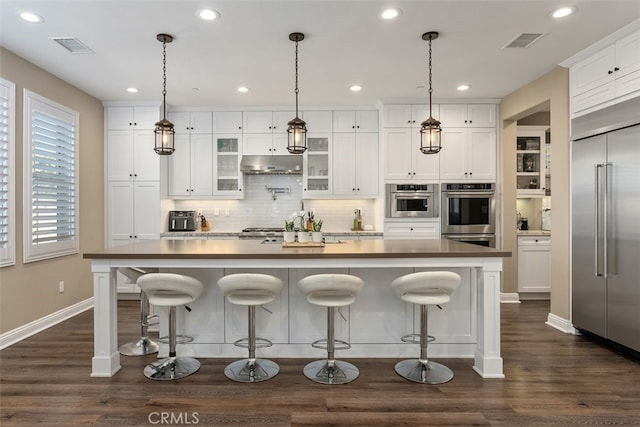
<box><xmin>500</xmin><ymin>66</ymin><xmax>570</xmax><ymax>320</ymax></box>
<box><xmin>0</xmin><ymin>47</ymin><xmax>104</xmax><ymax>334</ymax></box>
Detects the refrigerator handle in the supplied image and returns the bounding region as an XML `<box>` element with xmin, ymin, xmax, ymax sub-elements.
<box><xmin>594</xmin><ymin>164</ymin><xmax>604</xmax><ymax>277</ymax></box>
<box><xmin>604</xmin><ymin>162</ymin><xmax>612</xmax><ymax>277</ymax></box>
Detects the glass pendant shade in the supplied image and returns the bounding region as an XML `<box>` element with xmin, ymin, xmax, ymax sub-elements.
<box><xmin>420</xmin><ymin>116</ymin><xmax>442</xmax><ymax>154</ymax></box>
<box><xmin>287</xmin><ymin>116</ymin><xmax>307</xmax><ymax>154</ymax></box>
<box><xmin>154</xmin><ymin>118</ymin><xmax>175</xmax><ymax>155</ymax></box>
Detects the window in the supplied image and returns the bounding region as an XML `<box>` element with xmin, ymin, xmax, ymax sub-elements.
<box><xmin>0</xmin><ymin>78</ymin><xmax>15</xmax><ymax>267</ymax></box>
<box><xmin>23</xmin><ymin>90</ymin><xmax>79</xmax><ymax>262</ymax></box>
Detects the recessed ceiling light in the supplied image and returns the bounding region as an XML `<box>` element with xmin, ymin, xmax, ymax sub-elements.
<box><xmin>350</xmin><ymin>85</ymin><xmax>362</xmax><ymax>92</ymax></box>
<box><xmin>457</xmin><ymin>84</ymin><xmax>471</xmax><ymax>91</ymax></box>
<box><xmin>199</xmin><ymin>9</ymin><xmax>220</xmax><ymax>20</ymax></box>
<box><xmin>126</xmin><ymin>87</ymin><xmax>138</xmax><ymax>93</ymax></box>
<box><xmin>20</xmin><ymin>12</ymin><xmax>44</xmax><ymax>23</ymax></box>
<box><xmin>380</xmin><ymin>8</ymin><xmax>400</xmax><ymax>20</ymax></box>
<box><xmin>550</xmin><ymin>6</ymin><xmax>576</xmax><ymax>18</ymax></box>
<box><xmin>237</xmin><ymin>86</ymin><xmax>250</xmax><ymax>93</ymax></box>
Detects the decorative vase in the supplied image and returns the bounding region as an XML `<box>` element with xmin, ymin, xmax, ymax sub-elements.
<box><xmin>283</xmin><ymin>231</ymin><xmax>296</xmax><ymax>243</ymax></box>
<box><xmin>298</xmin><ymin>231</ymin><xmax>312</xmax><ymax>243</ymax></box>
<box><xmin>312</xmin><ymin>231</ymin><xmax>323</xmax><ymax>243</ymax></box>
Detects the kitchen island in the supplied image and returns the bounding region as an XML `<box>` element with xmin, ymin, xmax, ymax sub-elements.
<box><xmin>84</xmin><ymin>239</ymin><xmax>510</xmax><ymax>379</ymax></box>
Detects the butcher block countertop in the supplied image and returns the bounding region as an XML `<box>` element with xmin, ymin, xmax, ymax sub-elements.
<box><xmin>84</xmin><ymin>238</ymin><xmax>511</xmax><ymax>260</ymax></box>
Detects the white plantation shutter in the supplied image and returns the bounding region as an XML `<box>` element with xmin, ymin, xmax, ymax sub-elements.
<box><xmin>24</xmin><ymin>90</ymin><xmax>79</xmax><ymax>262</ymax></box>
<box><xmin>0</xmin><ymin>78</ymin><xmax>15</xmax><ymax>267</ymax></box>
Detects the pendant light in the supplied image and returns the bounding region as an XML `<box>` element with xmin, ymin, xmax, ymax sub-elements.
<box><xmin>154</xmin><ymin>33</ymin><xmax>175</xmax><ymax>155</ymax></box>
<box><xmin>286</xmin><ymin>32</ymin><xmax>307</xmax><ymax>154</ymax></box>
<box><xmin>419</xmin><ymin>31</ymin><xmax>442</xmax><ymax>155</ymax></box>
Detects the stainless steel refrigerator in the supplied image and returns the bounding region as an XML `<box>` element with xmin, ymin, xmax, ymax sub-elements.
<box><xmin>571</xmin><ymin>99</ymin><xmax>640</xmax><ymax>353</ymax></box>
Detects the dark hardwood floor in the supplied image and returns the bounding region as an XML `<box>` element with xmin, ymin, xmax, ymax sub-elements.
<box><xmin>2</xmin><ymin>300</ymin><xmax>640</xmax><ymax>426</ymax></box>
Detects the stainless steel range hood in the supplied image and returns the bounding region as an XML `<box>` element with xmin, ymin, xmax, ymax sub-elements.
<box><xmin>240</xmin><ymin>155</ymin><xmax>303</xmax><ymax>175</ymax></box>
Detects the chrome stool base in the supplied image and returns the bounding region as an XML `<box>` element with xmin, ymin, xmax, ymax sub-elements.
<box><xmin>303</xmin><ymin>359</ymin><xmax>359</xmax><ymax>385</ymax></box>
<box><xmin>158</xmin><ymin>334</ymin><xmax>193</xmax><ymax>345</ymax></box>
<box><xmin>394</xmin><ymin>359</ymin><xmax>454</xmax><ymax>384</ymax></box>
<box><xmin>119</xmin><ymin>337</ymin><xmax>159</xmax><ymax>356</ymax></box>
<box><xmin>224</xmin><ymin>358</ymin><xmax>280</xmax><ymax>383</ymax></box>
<box><xmin>143</xmin><ymin>356</ymin><xmax>200</xmax><ymax>381</ymax></box>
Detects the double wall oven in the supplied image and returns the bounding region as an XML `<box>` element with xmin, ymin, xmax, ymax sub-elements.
<box><xmin>441</xmin><ymin>183</ymin><xmax>496</xmax><ymax>247</ymax></box>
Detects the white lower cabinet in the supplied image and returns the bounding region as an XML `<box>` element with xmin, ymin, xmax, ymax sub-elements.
<box><xmin>107</xmin><ymin>181</ymin><xmax>160</xmax><ymax>248</ymax></box>
<box><xmin>383</xmin><ymin>220</ymin><xmax>440</xmax><ymax>239</ymax></box>
<box><xmin>518</xmin><ymin>235</ymin><xmax>551</xmax><ymax>294</ymax></box>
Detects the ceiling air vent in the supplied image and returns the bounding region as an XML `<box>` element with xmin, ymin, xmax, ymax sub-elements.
<box><xmin>50</xmin><ymin>37</ymin><xmax>95</xmax><ymax>54</ymax></box>
<box><xmin>503</xmin><ymin>33</ymin><xmax>545</xmax><ymax>49</ymax></box>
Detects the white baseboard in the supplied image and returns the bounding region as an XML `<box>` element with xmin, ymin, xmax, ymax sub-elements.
<box><xmin>501</xmin><ymin>293</ymin><xmax>521</xmax><ymax>303</ymax></box>
<box><xmin>546</xmin><ymin>312</ymin><xmax>578</xmax><ymax>334</ymax></box>
<box><xmin>0</xmin><ymin>297</ymin><xmax>94</xmax><ymax>350</ymax></box>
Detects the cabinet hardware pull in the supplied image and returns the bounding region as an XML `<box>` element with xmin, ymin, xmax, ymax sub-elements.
<box><xmin>614</xmin><ymin>67</ymin><xmax>620</xmax><ymax>72</ymax></box>
<box><xmin>608</xmin><ymin>70</ymin><xmax>613</xmax><ymax>74</ymax></box>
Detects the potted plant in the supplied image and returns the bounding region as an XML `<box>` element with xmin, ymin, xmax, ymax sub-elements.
<box><xmin>294</xmin><ymin>210</ymin><xmax>312</xmax><ymax>243</ymax></box>
<box><xmin>312</xmin><ymin>219</ymin><xmax>323</xmax><ymax>242</ymax></box>
<box><xmin>283</xmin><ymin>218</ymin><xmax>296</xmax><ymax>243</ymax></box>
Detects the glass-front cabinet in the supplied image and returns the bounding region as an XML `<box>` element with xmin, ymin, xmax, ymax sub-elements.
<box><xmin>516</xmin><ymin>126</ymin><xmax>549</xmax><ymax>197</ymax></box>
<box><xmin>303</xmin><ymin>134</ymin><xmax>331</xmax><ymax>197</ymax></box>
<box><xmin>215</xmin><ymin>135</ymin><xmax>243</xmax><ymax>197</ymax></box>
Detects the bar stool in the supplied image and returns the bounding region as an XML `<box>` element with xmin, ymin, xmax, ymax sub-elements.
<box><xmin>117</xmin><ymin>267</ymin><xmax>159</xmax><ymax>356</ymax></box>
<box><xmin>391</xmin><ymin>271</ymin><xmax>461</xmax><ymax>384</ymax></box>
<box><xmin>137</xmin><ymin>273</ymin><xmax>204</xmax><ymax>381</ymax></box>
<box><xmin>296</xmin><ymin>274</ymin><xmax>364</xmax><ymax>385</ymax></box>
<box><xmin>217</xmin><ymin>273</ymin><xmax>284</xmax><ymax>383</ymax></box>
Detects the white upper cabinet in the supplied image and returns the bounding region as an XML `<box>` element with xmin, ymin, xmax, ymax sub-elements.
<box><xmin>383</xmin><ymin>128</ymin><xmax>439</xmax><ymax>182</ymax></box>
<box><xmin>107</xmin><ymin>130</ymin><xmax>159</xmax><ymax>181</ymax></box>
<box><xmin>106</xmin><ymin>106</ymin><xmax>159</xmax><ymax>130</ymax></box>
<box><xmin>302</xmin><ymin>110</ymin><xmax>333</xmax><ymax>133</ymax></box>
<box><xmin>438</xmin><ymin>104</ymin><xmax>496</xmax><ymax>128</ymax></box>
<box><xmin>106</xmin><ymin>105</ymin><xmax>160</xmax><ymax>182</ymax></box>
<box><xmin>168</xmin><ymin>111</ymin><xmax>213</xmax><ymax>134</ymax></box>
<box><xmin>333</xmin><ymin>110</ymin><xmax>378</xmax><ymax>132</ymax></box>
<box><xmin>168</xmin><ymin>134</ymin><xmax>213</xmax><ymax>197</ymax></box>
<box><xmin>242</xmin><ymin>111</ymin><xmax>293</xmax><ymax>133</ymax></box>
<box><xmin>439</xmin><ymin>127</ymin><xmax>496</xmax><ymax>181</ymax></box>
<box><xmin>212</xmin><ymin>111</ymin><xmax>243</xmax><ymax>133</ymax></box>
<box><xmin>332</xmin><ymin>132</ymin><xmax>379</xmax><ymax>198</ymax></box>
<box><xmin>242</xmin><ymin>111</ymin><xmax>292</xmax><ymax>155</ymax></box>
<box><xmin>570</xmin><ymin>29</ymin><xmax>640</xmax><ymax>115</ymax></box>
<box><xmin>382</xmin><ymin>104</ymin><xmax>436</xmax><ymax>127</ymax></box>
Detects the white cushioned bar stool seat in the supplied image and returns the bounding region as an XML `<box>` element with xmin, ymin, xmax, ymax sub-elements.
<box><xmin>297</xmin><ymin>274</ymin><xmax>364</xmax><ymax>385</ymax></box>
<box><xmin>217</xmin><ymin>273</ymin><xmax>284</xmax><ymax>383</ymax></box>
<box><xmin>391</xmin><ymin>271</ymin><xmax>461</xmax><ymax>384</ymax></box>
<box><xmin>137</xmin><ymin>273</ymin><xmax>204</xmax><ymax>381</ymax></box>
<box><xmin>117</xmin><ymin>267</ymin><xmax>160</xmax><ymax>356</ymax></box>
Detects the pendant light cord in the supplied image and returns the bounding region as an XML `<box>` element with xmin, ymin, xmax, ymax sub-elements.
<box><xmin>162</xmin><ymin>40</ymin><xmax>168</xmax><ymax>119</ymax></box>
<box><xmin>294</xmin><ymin>39</ymin><xmax>299</xmax><ymax>117</ymax></box>
<box><xmin>428</xmin><ymin>36</ymin><xmax>433</xmax><ymax>116</ymax></box>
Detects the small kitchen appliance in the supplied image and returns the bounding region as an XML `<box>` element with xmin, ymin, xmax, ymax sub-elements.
<box><xmin>168</xmin><ymin>210</ymin><xmax>196</xmax><ymax>231</ymax></box>
<box><xmin>386</xmin><ymin>184</ymin><xmax>438</xmax><ymax>218</ymax></box>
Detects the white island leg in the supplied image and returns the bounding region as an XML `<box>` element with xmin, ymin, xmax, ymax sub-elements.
<box><xmin>473</xmin><ymin>260</ymin><xmax>504</xmax><ymax>378</ymax></box>
<box><xmin>91</xmin><ymin>264</ymin><xmax>121</xmax><ymax>377</ymax></box>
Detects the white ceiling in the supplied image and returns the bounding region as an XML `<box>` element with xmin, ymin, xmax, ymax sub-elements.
<box><xmin>1</xmin><ymin>1</ymin><xmax>639</xmax><ymax>108</ymax></box>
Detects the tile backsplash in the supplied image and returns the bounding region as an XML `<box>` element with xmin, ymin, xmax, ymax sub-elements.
<box><xmin>174</xmin><ymin>175</ymin><xmax>377</xmax><ymax>232</ymax></box>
